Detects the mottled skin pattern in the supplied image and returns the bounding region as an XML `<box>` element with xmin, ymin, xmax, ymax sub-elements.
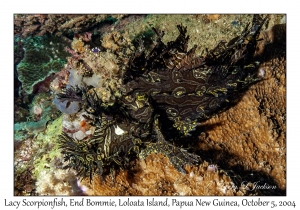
<box><xmin>58</xmin><ymin>15</ymin><xmax>267</xmax><ymax>181</ymax></box>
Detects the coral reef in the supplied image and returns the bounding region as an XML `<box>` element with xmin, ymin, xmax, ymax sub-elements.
<box><xmin>14</xmin><ymin>14</ymin><xmax>125</xmax><ymax>37</ymax></box>
<box><xmin>13</xmin><ymin>14</ymin><xmax>285</xmax><ymax>196</ymax></box>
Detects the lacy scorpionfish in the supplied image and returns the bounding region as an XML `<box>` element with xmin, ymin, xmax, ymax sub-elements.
<box><xmin>58</xmin><ymin>15</ymin><xmax>267</xmax><ymax>181</ymax></box>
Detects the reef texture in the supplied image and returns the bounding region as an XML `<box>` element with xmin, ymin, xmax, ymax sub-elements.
<box><xmin>14</xmin><ymin>14</ymin><xmax>286</xmax><ymax>196</ymax></box>
<box><xmin>80</xmin><ymin>155</ymin><xmax>237</xmax><ymax>196</ymax></box>
<box><xmin>14</xmin><ymin>14</ymin><xmax>125</xmax><ymax>37</ymax></box>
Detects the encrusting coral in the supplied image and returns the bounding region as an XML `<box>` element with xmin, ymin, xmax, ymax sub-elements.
<box><xmin>17</xmin><ymin>35</ymin><xmax>70</xmax><ymax>94</ymax></box>
<box><xmin>81</xmin><ymin>154</ymin><xmax>238</xmax><ymax>196</ymax></box>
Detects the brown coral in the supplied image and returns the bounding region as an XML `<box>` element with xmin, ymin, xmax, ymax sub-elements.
<box><xmin>197</xmin><ymin>23</ymin><xmax>286</xmax><ymax>195</ymax></box>
<box><xmin>81</xmin><ymin>154</ymin><xmax>238</xmax><ymax>196</ymax></box>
